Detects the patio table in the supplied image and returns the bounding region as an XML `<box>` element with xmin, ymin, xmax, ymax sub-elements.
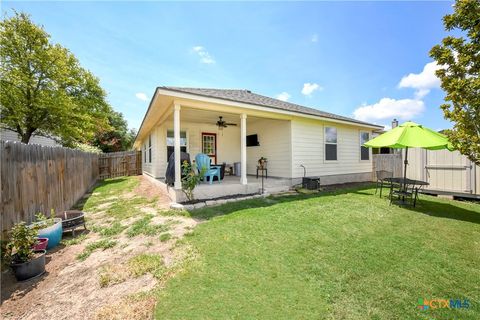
<box><xmin>384</xmin><ymin>177</ymin><xmax>429</xmax><ymax>207</ymax></box>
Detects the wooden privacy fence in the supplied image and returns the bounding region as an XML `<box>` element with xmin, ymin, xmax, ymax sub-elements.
<box><xmin>1</xmin><ymin>141</ymin><xmax>99</xmax><ymax>236</ymax></box>
<box><xmin>99</xmin><ymin>151</ymin><xmax>142</xmax><ymax>179</ymax></box>
<box><xmin>407</xmin><ymin>148</ymin><xmax>479</xmax><ymax>197</ymax></box>
<box><xmin>372</xmin><ymin>153</ymin><xmax>403</xmax><ymax>181</ymax></box>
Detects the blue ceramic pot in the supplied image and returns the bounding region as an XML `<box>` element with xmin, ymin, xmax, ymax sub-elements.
<box><xmin>33</xmin><ymin>218</ymin><xmax>63</xmax><ymax>249</ymax></box>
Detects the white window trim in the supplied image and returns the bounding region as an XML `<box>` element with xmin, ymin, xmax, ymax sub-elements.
<box><xmin>324</xmin><ymin>126</ymin><xmax>338</xmax><ymax>162</ymax></box>
<box><xmin>359</xmin><ymin>131</ymin><xmax>370</xmax><ymax>162</ymax></box>
<box><xmin>166</xmin><ymin>129</ymin><xmax>189</xmax><ymax>153</ymax></box>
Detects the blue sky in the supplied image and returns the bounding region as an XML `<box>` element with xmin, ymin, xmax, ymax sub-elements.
<box><xmin>3</xmin><ymin>1</ymin><xmax>455</xmax><ymax>131</ymax></box>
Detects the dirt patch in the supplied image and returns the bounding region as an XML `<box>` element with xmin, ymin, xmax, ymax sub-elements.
<box><xmin>129</xmin><ymin>176</ymin><xmax>172</xmax><ymax>210</ymax></box>
<box><xmin>1</xmin><ymin>176</ymin><xmax>196</xmax><ymax>320</ymax></box>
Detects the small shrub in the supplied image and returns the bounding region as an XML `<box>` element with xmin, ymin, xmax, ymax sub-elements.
<box><xmin>181</xmin><ymin>161</ymin><xmax>204</xmax><ymax>202</ymax></box>
<box><xmin>3</xmin><ymin>222</ymin><xmax>37</xmax><ymax>264</ymax></box>
<box><xmin>34</xmin><ymin>209</ymin><xmax>56</xmax><ymax>228</ymax></box>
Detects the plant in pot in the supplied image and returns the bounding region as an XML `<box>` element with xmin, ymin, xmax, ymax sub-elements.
<box><xmin>181</xmin><ymin>160</ymin><xmax>205</xmax><ymax>202</ymax></box>
<box><xmin>4</xmin><ymin>222</ymin><xmax>46</xmax><ymax>281</ymax></box>
<box><xmin>258</xmin><ymin>157</ymin><xmax>267</xmax><ymax>169</ymax></box>
<box><xmin>31</xmin><ymin>210</ymin><xmax>62</xmax><ymax>250</ymax></box>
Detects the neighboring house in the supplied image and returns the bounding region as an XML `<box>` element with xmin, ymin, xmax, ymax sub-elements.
<box><xmin>0</xmin><ymin>128</ymin><xmax>61</xmax><ymax>147</ymax></box>
<box><xmin>133</xmin><ymin>87</ymin><xmax>383</xmax><ymax>201</ymax></box>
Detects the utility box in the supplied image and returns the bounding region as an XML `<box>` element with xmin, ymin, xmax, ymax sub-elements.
<box><xmin>302</xmin><ymin>176</ymin><xmax>321</xmax><ymax>190</ymax></box>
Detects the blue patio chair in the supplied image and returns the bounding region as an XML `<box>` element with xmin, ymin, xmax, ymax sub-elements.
<box><xmin>195</xmin><ymin>153</ymin><xmax>221</xmax><ymax>184</ymax></box>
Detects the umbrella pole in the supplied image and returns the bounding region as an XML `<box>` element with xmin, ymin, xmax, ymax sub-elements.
<box><xmin>403</xmin><ymin>147</ymin><xmax>409</xmax><ymax>191</ymax></box>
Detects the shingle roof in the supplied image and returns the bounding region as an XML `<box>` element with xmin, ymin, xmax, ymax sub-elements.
<box><xmin>159</xmin><ymin>86</ymin><xmax>382</xmax><ymax>128</ymax></box>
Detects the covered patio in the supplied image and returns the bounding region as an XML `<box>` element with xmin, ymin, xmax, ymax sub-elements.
<box><xmin>135</xmin><ymin>88</ymin><xmax>294</xmax><ymax>202</ymax></box>
<box><xmin>165</xmin><ymin>175</ymin><xmax>292</xmax><ymax>202</ymax></box>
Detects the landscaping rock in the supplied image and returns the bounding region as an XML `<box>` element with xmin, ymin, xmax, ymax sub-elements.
<box><xmin>183</xmin><ymin>204</ymin><xmax>195</xmax><ymax>211</ymax></box>
<box><xmin>216</xmin><ymin>199</ymin><xmax>227</xmax><ymax>205</ymax></box>
<box><xmin>170</xmin><ymin>203</ymin><xmax>184</xmax><ymax>210</ymax></box>
<box><xmin>194</xmin><ymin>202</ymin><xmax>206</xmax><ymax>209</ymax></box>
<box><xmin>205</xmin><ymin>200</ymin><xmax>218</xmax><ymax>206</ymax></box>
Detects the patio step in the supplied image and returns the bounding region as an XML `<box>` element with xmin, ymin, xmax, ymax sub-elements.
<box><xmin>263</xmin><ymin>185</ymin><xmax>291</xmax><ymax>194</ymax></box>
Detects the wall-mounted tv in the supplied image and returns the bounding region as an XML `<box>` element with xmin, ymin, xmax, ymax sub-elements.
<box><xmin>246</xmin><ymin>134</ymin><xmax>259</xmax><ymax>147</ymax></box>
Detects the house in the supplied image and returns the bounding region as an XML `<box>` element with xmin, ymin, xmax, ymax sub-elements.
<box><xmin>133</xmin><ymin>87</ymin><xmax>383</xmax><ymax>201</ymax></box>
<box><xmin>0</xmin><ymin>128</ymin><xmax>61</xmax><ymax>147</ymax></box>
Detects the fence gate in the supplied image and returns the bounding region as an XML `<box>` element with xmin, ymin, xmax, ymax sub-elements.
<box><xmin>424</xmin><ymin>150</ymin><xmax>474</xmax><ymax>194</ymax></box>
<box><xmin>98</xmin><ymin>151</ymin><xmax>142</xmax><ymax>179</ymax></box>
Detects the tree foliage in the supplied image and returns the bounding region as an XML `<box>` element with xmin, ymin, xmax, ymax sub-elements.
<box><xmin>430</xmin><ymin>0</ymin><xmax>480</xmax><ymax>165</ymax></box>
<box><xmin>0</xmin><ymin>11</ymin><xmax>111</xmax><ymax>146</ymax></box>
<box><xmin>93</xmin><ymin>111</ymin><xmax>136</xmax><ymax>152</ymax></box>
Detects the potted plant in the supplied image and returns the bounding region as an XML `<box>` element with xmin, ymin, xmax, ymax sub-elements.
<box><xmin>181</xmin><ymin>160</ymin><xmax>205</xmax><ymax>202</ymax></box>
<box><xmin>258</xmin><ymin>157</ymin><xmax>267</xmax><ymax>169</ymax></box>
<box><xmin>30</xmin><ymin>210</ymin><xmax>62</xmax><ymax>249</ymax></box>
<box><xmin>32</xmin><ymin>237</ymin><xmax>49</xmax><ymax>251</ymax></box>
<box><xmin>4</xmin><ymin>222</ymin><xmax>46</xmax><ymax>281</ymax></box>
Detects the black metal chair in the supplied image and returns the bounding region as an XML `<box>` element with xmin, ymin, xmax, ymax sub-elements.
<box><xmin>389</xmin><ymin>182</ymin><xmax>419</xmax><ymax>207</ymax></box>
<box><xmin>375</xmin><ymin>170</ymin><xmax>393</xmax><ymax>197</ymax></box>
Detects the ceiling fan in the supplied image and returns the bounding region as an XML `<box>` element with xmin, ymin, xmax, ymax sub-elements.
<box><xmin>216</xmin><ymin>116</ymin><xmax>237</xmax><ymax>129</ymax></box>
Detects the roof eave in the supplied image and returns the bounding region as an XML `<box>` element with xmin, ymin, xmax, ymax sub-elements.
<box><xmin>155</xmin><ymin>87</ymin><xmax>384</xmax><ymax>130</ymax></box>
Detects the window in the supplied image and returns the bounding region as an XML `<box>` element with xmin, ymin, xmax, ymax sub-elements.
<box><xmin>360</xmin><ymin>132</ymin><xmax>370</xmax><ymax>160</ymax></box>
<box><xmin>148</xmin><ymin>134</ymin><xmax>152</xmax><ymax>163</ymax></box>
<box><xmin>166</xmin><ymin>130</ymin><xmax>187</xmax><ymax>161</ymax></box>
<box><xmin>325</xmin><ymin>127</ymin><xmax>337</xmax><ymax>161</ymax></box>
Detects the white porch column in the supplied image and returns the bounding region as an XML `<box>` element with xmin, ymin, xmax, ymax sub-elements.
<box><xmin>174</xmin><ymin>104</ymin><xmax>182</xmax><ymax>190</ymax></box>
<box><xmin>240</xmin><ymin>113</ymin><xmax>247</xmax><ymax>185</ymax></box>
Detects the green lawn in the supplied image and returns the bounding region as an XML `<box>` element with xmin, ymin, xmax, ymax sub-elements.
<box><xmin>155</xmin><ymin>185</ymin><xmax>479</xmax><ymax>319</ymax></box>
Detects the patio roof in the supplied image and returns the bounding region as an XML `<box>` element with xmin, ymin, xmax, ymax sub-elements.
<box><xmin>159</xmin><ymin>86</ymin><xmax>382</xmax><ymax>128</ymax></box>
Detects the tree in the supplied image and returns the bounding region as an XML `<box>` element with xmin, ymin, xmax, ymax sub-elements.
<box><xmin>0</xmin><ymin>12</ymin><xmax>111</xmax><ymax>146</ymax></box>
<box><xmin>93</xmin><ymin>111</ymin><xmax>136</xmax><ymax>152</ymax></box>
<box><xmin>430</xmin><ymin>0</ymin><xmax>480</xmax><ymax>165</ymax></box>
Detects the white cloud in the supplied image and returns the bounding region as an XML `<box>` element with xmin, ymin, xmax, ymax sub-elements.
<box><xmin>135</xmin><ymin>92</ymin><xmax>148</xmax><ymax>102</ymax></box>
<box><xmin>276</xmin><ymin>92</ymin><xmax>291</xmax><ymax>101</ymax></box>
<box><xmin>311</xmin><ymin>34</ymin><xmax>318</xmax><ymax>43</ymax></box>
<box><xmin>398</xmin><ymin>61</ymin><xmax>441</xmax><ymax>98</ymax></box>
<box><xmin>192</xmin><ymin>46</ymin><xmax>215</xmax><ymax>64</ymax></box>
<box><xmin>353</xmin><ymin>98</ymin><xmax>425</xmax><ymax>123</ymax></box>
<box><xmin>301</xmin><ymin>83</ymin><xmax>323</xmax><ymax>96</ymax></box>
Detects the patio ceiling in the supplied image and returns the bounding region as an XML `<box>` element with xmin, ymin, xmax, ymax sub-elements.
<box><xmin>165</xmin><ymin>107</ymin><xmax>264</xmax><ymax>126</ymax></box>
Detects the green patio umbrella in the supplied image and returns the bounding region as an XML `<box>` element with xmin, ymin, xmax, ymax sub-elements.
<box><xmin>364</xmin><ymin>121</ymin><xmax>453</xmax><ymax>186</ymax></box>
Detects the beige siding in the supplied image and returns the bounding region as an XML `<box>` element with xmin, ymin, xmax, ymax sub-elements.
<box><xmin>140</xmin><ymin>118</ymin><xmax>293</xmax><ymax>179</ymax></box>
<box><xmin>142</xmin><ymin>121</ymin><xmax>241</xmax><ymax>178</ymax></box>
<box><xmin>246</xmin><ymin>119</ymin><xmax>292</xmax><ymax>178</ymax></box>
<box><xmin>291</xmin><ymin>118</ymin><xmax>373</xmax><ymax>178</ymax></box>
